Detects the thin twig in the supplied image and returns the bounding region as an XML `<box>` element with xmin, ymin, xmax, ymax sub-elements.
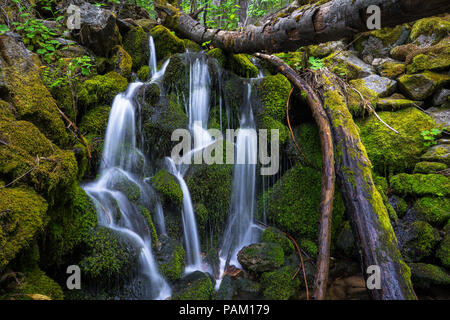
<box><xmin>0</xmin><ymin>156</ymin><xmax>40</xmax><ymax>189</ymax></box>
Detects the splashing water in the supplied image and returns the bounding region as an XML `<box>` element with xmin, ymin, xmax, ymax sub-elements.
<box><xmin>149</xmin><ymin>35</ymin><xmax>158</xmax><ymax>77</ymax></box>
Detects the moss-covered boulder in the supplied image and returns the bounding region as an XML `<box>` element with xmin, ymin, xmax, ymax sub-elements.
<box><xmin>79</xmin><ymin>105</ymin><xmax>111</xmax><ymax>137</ymax></box>
<box><xmin>15</xmin><ymin>268</ymin><xmax>64</xmax><ymax>300</ymax></box>
<box><xmin>323</xmin><ymin>51</ymin><xmax>374</xmax><ymax>79</ymax></box>
<box><xmin>421</xmin><ymin>144</ymin><xmax>450</xmax><ymax>165</ymax></box>
<box><xmin>155</xmin><ymin>235</ymin><xmax>185</xmax><ymax>281</ymax></box>
<box><xmin>229</xmin><ymin>54</ymin><xmax>258</xmax><ymax>78</ymax></box>
<box><xmin>354</xmin><ymin>24</ymin><xmax>410</xmax><ymax>57</ymax></box>
<box><xmin>78</xmin><ymin>72</ymin><xmax>128</xmax><ymax>109</ymax></box>
<box><xmin>376</xmin><ymin>97</ymin><xmax>420</xmax><ymax>112</ymax></box>
<box><xmin>378</xmin><ymin>60</ymin><xmax>406</xmax><ymax>78</ymax></box>
<box><xmin>390</xmin><ymin>173</ymin><xmax>450</xmax><ymax>197</ymax></box>
<box><xmin>207</xmin><ymin>48</ymin><xmax>227</xmax><ymax>68</ymax></box>
<box><xmin>399</xmin><ymin>221</ymin><xmax>440</xmax><ymax>261</ymax></box>
<box><xmin>149</xmin><ymin>25</ymin><xmax>185</xmax><ymax>64</ymax></box>
<box><xmin>398</xmin><ymin>72</ymin><xmax>450</xmax><ymax>100</ymax></box>
<box><xmin>409</xmin><ymin>263</ymin><xmax>450</xmax><ymax>289</ymax></box>
<box><xmin>184</xmin><ymin>39</ymin><xmax>202</xmax><ymax>52</ymax></box>
<box><xmin>436</xmin><ymin>221</ymin><xmax>450</xmax><ymax>268</ymax></box>
<box><xmin>307</xmin><ymin>41</ymin><xmax>344</xmax><ymax>58</ymax></box>
<box><xmin>414</xmin><ymin>196</ymin><xmax>450</xmax><ymax>227</ymax></box>
<box><xmin>407</xmin><ymin>38</ymin><xmax>450</xmax><ymax>74</ymax></box>
<box><xmin>123</xmin><ymin>26</ymin><xmax>149</xmax><ymax>71</ymax></box>
<box><xmin>260</xmin><ymin>227</ymin><xmax>294</xmax><ymax>256</ymax></box>
<box><xmin>0</xmin><ymin>186</ymin><xmax>47</xmax><ymax>269</ymax></box>
<box><xmin>409</xmin><ymin>17</ymin><xmax>450</xmax><ymax>46</ymax></box>
<box><xmin>137</xmin><ymin>65</ymin><xmax>150</xmax><ymax>81</ymax></box>
<box><xmin>151</xmin><ymin>169</ymin><xmax>183</xmax><ymax>206</ymax></box>
<box><xmin>413</xmin><ymin>161</ymin><xmax>447</xmax><ymax>174</ymax></box>
<box><xmin>254</xmin><ymin>74</ymin><xmax>291</xmax><ymax>145</ymax></box>
<box><xmin>357</xmin><ymin>107</ymin><xmax>435</xmax><ymax>174</ymax></box>
<box><xmin>260</xmin><ymin>265</ymin><xmax>301</xmax><ymax>300</ymax></box>
<box><xmin>237</xmin><ymin>243</ymin><xmax>284</xmax><ymax>273</ymax></box>
<box><xmin>111</xmin><ymin>45</ymin><xmax>133</xmax><ymax>78</ymax></box>
<box><xmin>172</xmin><ymin>271</ymin><xmax>214</xmax><ymax>300</ymax></box>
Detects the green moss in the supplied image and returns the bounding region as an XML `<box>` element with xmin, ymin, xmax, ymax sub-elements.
<box><xmin>380</xmin><ymin>61</ymin><xmax>405</xmax><ymax>78</ymax></box>
<box><xmin>149</xmin><ymin>25</ymin><xmax>185</xmax><ymax>63</ymax></box>
<box><xmin>137</xmin><ymin>65</ymin><xmax>150</xmax><ymax>81</ymax></box>
<box><xmin>0</xmin><ymin>100</ymin><xmax>14</xmax><ymax>121</ymax></box>
<box><xmin>260</xmin><ymin>266</ymin><xmax>300</xmax><ymax>300</ymax></box>
<box><xmin>172</xmin><ymin>272</ymin><xmax>214</xmax><ymax>300</ymax></box>
<box><xmin>255</xmin><ymin>74</ymin><xmax>291</xmax><ymax>144</ymax></box>
<box><xmin>111</xmin><ymin>45</ymin><xmax>133</xmax><ymax>78</ymax></box>
<box><xmin>138</xmin><ymin>206</ymin><xmax>158</xmax><ymax>247</ymax></box>
<box><xmin>275</xmin><ymin>51</ymin><xmax>305</xmax><ymax>71</ymax></box>
<box><xmin>123</xmin><ymin>26</ymin><xmax>150</xmax><ymax>71</ymax></box>
<box><xmin>261</xmin><ymin>227</ymin><xmax>294</xmax><ymax>255</ymax></box>
<box><xmin>78</xmin><ymin>72</ymin><xmax>128</xmax><ymax>109</ymax></box>
<box><xmin>184</xmin><ymin>39</ymin><xmax>201</xmax><ymax>52</ymax></box>
<box><xmin>156</xmin><ymin>237</ymin><xmax>186</xmax><ymax>281</ymax></box>
<box><xmin>238</xmin><ymin>243</ymin><xmax>284</xmax><ymax>273</ymax></box>
<box><xmin>355</xmin><ymin>24</ymin><xmax>407</xmax><ymax>52</ymax></box>
<box><xmin>390</xmin><ymin>173</ymin><xmax>450</xmax><ymax>197</ymax></box>
<box><xmin>357</xmin><ymin>108</ymin><xmax>435</xmax><ymax>175</ymax></box>
<box><xmin>162</xmin><ymin>54</ymin><xmax>189</xmax><ymax>94</ymax></box>
<box><xmin>414</xmin><ymin>196</ymin><xmax>450</xmax><ymax>227</ymax></box>
<box><xmin>79</xmin><ymin>226</ymin><xmax>137</xmax><ymax>279</ymax></box>
<box><xmin>409</xmin><ymin>17</ymin><xmax>450</xmax><ymax>44</ymax></box>
<box><xmin>79</xmin><ymin>105</ymin><xmax>111</xmax><ymax>137</ymax></box>
<box><xmin>17</xmin><ymin>268</ymin><xmax>64</xmax><ymax>300</ymax></box>
<box><xmin>0</xmin><ymin>186</ymin><xmax>48</xmax><ymax>269</ymax></box>
<box><xmin>403</xmin><ymin>221</ymin><xmax>439</xmax><ymax>261</ymax></box>
<box><xmin>113</xmin><ymin>175</ymin><xmax>141</xmax><ymax>202</ymax></box>
<box><xmin>398</xmin><ymin>72</ymin><xmax>450</xmax><ymax>100</ymax></box>
<box><xmin>151</xmin><ymin>169</ymin><xmax>183</xmax><ymax>206</ymax></box>
<box><xmin>207</xmin><ymin>48</ymin><xmax>226</xmax><ymax>68</ymax></box>
<box><xmin>407</xmin><ymin>43</ymin><xmax>450</xmax><ymax>74</ymax></box>
<box><xmin>409</xmin><ymin>263</ymin><xmax>450</xmax><ymax>289</ymax></box>
<box><xmin>229</xmin><ymin>54</ymin><xmax>258</xmax><ymax>78</ymax></box>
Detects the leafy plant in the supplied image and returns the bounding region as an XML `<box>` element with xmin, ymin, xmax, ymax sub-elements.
<box><xmin>0</xmin><ymin>24</ymin><xmax>9</xmax><ymax>35</ymax></box>
<box><xmin>308</xmin><ymin>56</ymin><xmax>324</xmax><ymax>71</ymax></box>
<box><xmin>421</xmin><ymin>128</ymin><xmax>442</xmax><ymax>147</ymax></box>
<box><xmin>206</xmin><ymin>0</ymin><xmax>240</xmax><ymax>30</ymax></box>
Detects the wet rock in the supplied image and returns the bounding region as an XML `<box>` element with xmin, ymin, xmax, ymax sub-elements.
<box><xmin>409</xmin><ymin>17</ymin><xmax>450</xmax><ymax>47</ymax></box>
<box><xmin>71</xmin><ymin>2</ymin><xmax>121</xmax><ymax>56</ymax></box>
<box><xmin>372</xmin><ymin>58</ymin><xmax>405</xmax><ymax>78</ymax></box>
<box><xmin>235</xmin><ymin>277</ymin><xmax>262</xmax><ymax>299</ymax></box>
<box><xmin>421</xmin><ymin>144</ymin><xmax>450</xmax><ymax>165</ymax></box>
<box><xmin>398</xmin><ymin>72</ymin><xmax>450</xmax><ymax>100</ymax></box>
<box><xmin>307</xmin><ymin>40</ymin><xmax>345</xmax><ymax>58</ymax></box>
<box><xmin>407</xmin><ymin>38</ymin><xmax>450</xmax><ymax>74</ymax></box>
<box><xmin>432</xmin><ymin>88</ymin><xmax>450</xmax><ymax>106</ymax></box>
<box><xmin>436</xmin><ymin>222</ymin><xmax>450</xmax><ymax>268</ymax></box>
<box><xmin>324</xmin><ymin>50</ymin><xmax>374</xmax><ymax>79</ymax></box>
<box><xmin>215</xmin><ymin>275</ymin><xmax>235</xmax><ymax>300</ymax></box>
<box><xmin>396</xmin><ymin>220</ymin><xmax>440</xmax><ymax>261</ymax></box>
<box><xmin>426</xmin><ymin>107</ymin><xmax>450</xmax><ymax>130</ymax></box>
<box><xmin>155</xmin><ymin>235</ymin><xmax>186</xmax><ymax>281</ymax></box>
<box><xmin>237</xmin><ymin>243</ymin><xmax>284</xmax><ymax>273</ymax></box>
<box><xmin>388</xmin><ymin>194</ymin><xmax>408</xmax><ymax>218</ymax></box>
<box><xmin>336</xmin><ymin>221</ymin><xmax>357</xmax><ymax>257</ymax></box>
<box><xmin>351</xmin><ymin>74</ymin><xmax>397</xmax><ymax>98</ymax></box>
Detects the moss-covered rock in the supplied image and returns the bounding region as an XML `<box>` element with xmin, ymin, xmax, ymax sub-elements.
<box><xmin>407</xmin><ymin>38</ymin><xmax>450</xmax><ymax>74</ymax></box>
<box><xmin>409</xmin><ymin>17</ymin><xmax>450</xmax><ymax>46</ymax></box>
<box><xmin>184</xmin><ymin>39</ymin><xmax>201</xmax><ymax>52</ymax></box>
<box><xmin>111</xmin><ymin>45</ymin><xmax>133</xmax><ymax>78</ymax></box>
<box><xmin>414</xmin><ymin>196</ymin><xmax>450</xmax><ymax>227</ymax></box>
<box><xmin>354</xmin><ymin>24</ymin><xmax>410</xmax><ymax>57</ymax></box>
<box><xmin>260</xmin><ymin>265</ymin><xmax>301</xmax><ymax>300</ymax></box>
<box><xmin>137</xmin><ymin>65</ymin><xmax>150</xmax><ymax>81</ymax></box>
<box><xmin>307</xmin><ymin>41</ymin><xmax>344</xmax><ymax>58</ymax></box>
<box><xmin>0</xmin><ymin>186</ymin><xmax>47</xmax><ymax>269</ymax></box>
<box><xmin>151</xmin><ymin>169</ymin><xmax>183</xmax><ymax>206</ymax></box>
<box><xmin>172</xmin><ymin>271</ymin><xmax>214</xmax><ymax>300</ymax></box>
<box><xmin>357</xmin><ymin>107</ymin><xmax>435</xmax><ymax>174</ymax></box>
<box><xmin>379</xmin><ymin>60</ymin><xmax>405</xmax><ymax>78</ymax></box>
<box><xmin>323</xmin><ymin>51</ymin><xmax>374</xmax><ymax>80</ymax></box>
<box><xmin>138</xmin><ymin>206</ymin><xmax>158</xmax><ymax>247</ymax></box>
<box><xmin>123</xmin><ymin>26</ymin><xmax>150</xmax><ymax>71</ymax></box>
<box><xmin>390</xmin><ymin>173</ymin><xmax>450</xmax><ymax>197</ymax></box>
<box><xmin>409</xmin><ymin>263</ymin><xmax>450</xmax><ymax>289</ymax></box>
<box><xmin>421</xmin><ymin>144</ymin><xmax>450</xmax><ymax>165</ymax></box>
<box><xmin>260</xmin><ymin>227</ymin><xmax>294</xmax><ymax>256</ymax></box>
<box><xmin>254</xmin><ymin>74</ymin><xmax>291</xmax><ymax>144</ymax></box>
<box><xmin>400</xmin><ymin>221</ymin><xmax>439</xmax><ymax>261</ymax></box>
<box><xmin>155</xmin><ymin>235</ymin><xmax>185</xmax><ymax>281</ymax></box>
<box><xmin>436</xmin><ymin>222</ymin><xmax>450</xmax><ymax>268</ymax></box>
<box><xmin>237</xmin><ymin>243</ymin><xmax>284</xmax><ymax>273</ymax></box>
<box><xmin>398</xmin><ymin>72</ymin><xmax>450</xmax><ymax>101</ymax></box>
<box><xmin>162</xmin><ymin>54</ymin><xmax>189</xmax><ymax>94</ymax></box>
<box><xmin>149</xmin><ymin>25</ymin><xmax>185</xmax><ymax>63</ymax></box>
<box><xmin>186</xmin><ymin>163</ymin><xmax>232</xmax><ymax>248</ymax></box>
<box><xmin>336</xmin><ymin>221</ymin><xmax>357</xmax><ymax>258</ymax></box>
<box><xmin>229</xmin><ymin>54</ymin><xmax>258</xmax><ymax>78</ymax></box>
<box><xmin>413</xmin><ymin>161</ymin><xmax>447</xmax><ymax>174</ymax></box>
<box><xmin>78</xmin><ymin>72</ymin><xmax>128</xmax><ymax>109</ymax></box>
<box><xmin>79</xmin><ymin>105</ymin><xmax>111</xmax><ymax>137</ymax></box>
<box><xmin>207</xmin><ymin>48</ymin><xmax>227</xmax><ymax>68</ymax></box>
<box><xmin>16</xmin><ymin>268</ymin><xmax>64</xmax><ymax>300</ymax></box>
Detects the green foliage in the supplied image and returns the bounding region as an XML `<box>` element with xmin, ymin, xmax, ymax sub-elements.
<box><xmin>172</xmin><ymin>272</ymin><xmax>214</xmax><ymax>300</ymax></box>
<box><xmin>307</xmin><ymin>56</ymin><xmax>324</xmax><ymax>70</ymax></box>
<box><xmin>0</xmin><ymin>24</ymin><xmax>9</xmax><ymax>35</ymax></box>
<box><xmin>206</xmin><ymin>0</ymin><xmax>240</xmax><ymax>30</ymax></box>
<box><xmin>390</xmin><ymin>173</ymin><xmax>450</xmax><ymax>197</ymax></box>
<box><xmin>260</xmin><ymin>266</ymin><xmax>300</xmax><ymax>300</ymax></box>
<box><xmin>16</xmin><ymin>268</ymin><xmax>64</xmax><ymax>300</ymax></box>
<box><xmin>420</xmin><ymin>128</ymin><xmax>442</xmax><ymax>147</ymax></box>
<box><xmin>151</xmin><ymin>169</ymin><xmax>183</xmax><ymax>206</ymax></box>
<box><xmin>260</xmin><ymin>227</ymin><xmax>294</xmax><ymax>255</ymax></box>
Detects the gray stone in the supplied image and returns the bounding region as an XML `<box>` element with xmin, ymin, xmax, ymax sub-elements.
<box><xmin>328</xmin><ymin>50</ymin><xmax>375</xmax><ymax>79</ymax></box>
<box><xmin>427</xmin><ymin>107</ymin><xmax>450</xmax><ymax>129</ymax></box>
<box><xmin>358</xmin><ymin>74</ymin><xmax>397</xmax><ymax>98</ymax></box>
<box><xmin>398</xmin><ymin>73</ymin><xmax>450</xmax><ymax>101</ymax></box>
<box><xmin>432</xmin><ymin>88</ymin><xmax>450</xmax><ymax>106</ymax></box>
<box><xmin>421</xmin><ymin>144</ymin><xmax>450</xmax><ymax>165</ymax></box>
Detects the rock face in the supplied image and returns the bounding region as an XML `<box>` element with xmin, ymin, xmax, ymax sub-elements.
<box><xmin>398</xmin><ymin>72</ymin><xmax>450</xmax><ymax>100</ymax></box>
<box><xmin>237</xmin><ymin>243</ymin><xmax>284</xmax><ymax>273</ymax></box>
<box><xmin>71</xmin><ymin>2</ymin><xmax>121</xmax><ymax>56</ymax></box>
<box><xmin>172</xmin><ymin>271</ymin><xmax>214</xmax><ymax>300</ymax></box>
<box><xmin>354</xmin><ymin>74</ymin><xmax>397</xmax><ymax>97</ymax></box>
<box><xmin>427</xmin><ymin>107</ymin><xmax>450</xmax><ymax>130</ymax></box>
<box><xmin>421</xmin><ymin>144</ymin><xmax>450</xmax><ymax>165</ymax></box>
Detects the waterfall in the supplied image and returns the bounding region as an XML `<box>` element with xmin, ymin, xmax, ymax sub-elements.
<box><xmin>83</xmin><ymin>82</ymin><xmax>171</xmax><ymax>300</ymax></box>
<box><xmin>218</xmin><ymin>82</ymin><xmax>260</xmax><ymax>285</ymax></box>
<box><xmin>149</xmin><ymin>35</ymin><xmax>157</xmax><ymax>77</ymax></box>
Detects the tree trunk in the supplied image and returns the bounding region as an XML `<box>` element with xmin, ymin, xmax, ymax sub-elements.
<box><xmin>313</xmin><ymin>69</ymin><xmax>417</xmax><ymax>300</ymax></box>
<box><xmin>155</xmin><ymin>0</ymin><xmax>450</xmax><ymax>53</ymax></box>
<box><xmin>254</xmin><ymin>53</ymin><xmax>335</xmax><ymax>300</ymax></box>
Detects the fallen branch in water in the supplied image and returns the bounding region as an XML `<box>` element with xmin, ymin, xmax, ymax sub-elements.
<box><xmin>254</xmin><ymin>53</ymin><xmax>335</xmax><ymax>300</ymax></box>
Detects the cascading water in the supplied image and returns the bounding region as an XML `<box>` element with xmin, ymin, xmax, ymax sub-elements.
<box><xmin>217</xmin><ymin>82</ymin><xmax>261</xmax><ymax>287</ymax></box>
<box><xmin>83</xmin><ymin>78</ymin><xmax>171</xmax><ymax>299</ymax></box>
<box><xmin>148</xmin><ymin>35</ymin><xmax>158</xmax><ymax>77</ymax></box>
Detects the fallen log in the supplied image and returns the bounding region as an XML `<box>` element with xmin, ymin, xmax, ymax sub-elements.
<box><xmin>313</xmin><ymin>69</ymin><xmax>417</xmax><ymax>300</ymax></box>
<box><xmin>155</xmin><ymin>0</ymin><xmax>450</xmax><ymax>53</ymax></box>
<box><xmin>254</xmin><ymin>53</ymin><xmax>335</xmax><ymax>300</ymax></box>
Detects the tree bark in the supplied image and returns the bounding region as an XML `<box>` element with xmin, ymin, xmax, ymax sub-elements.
<box><xmin>155</xmin><ymin>0</ymin><xmax>450</xmax><ymax>53</ymax></box>
<box><xmin>254</xmin><ymin>53</ymin><xmax>335</xmax><ymax>300</ymax></box>
<box><xmin>313</xmin><ymin>69</ymin><xmax>417</xmax><ymax>300</ymax></box>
